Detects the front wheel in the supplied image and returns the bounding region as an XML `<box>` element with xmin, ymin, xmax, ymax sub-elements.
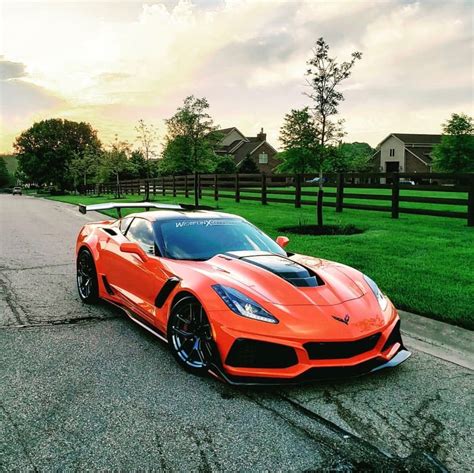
<box><xmin>167</xmin><ymin>296</ymin><xmax>216</xmax><ymax>375</ymax></box>
<box><xmin>76</xmin><ymin>248</ymin><xmax>99</xmax><ymax>304</ymax></box>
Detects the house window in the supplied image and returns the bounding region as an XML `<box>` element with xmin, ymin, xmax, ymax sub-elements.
<box><xmin>259</xmin><ymin>152</ymin><xmax>268</xmax><ymax>164</ymax></box>
<box><xmin>389</xmin><ymin>148</ymin><xmax>395</xmax><ymax>157</ymax></box>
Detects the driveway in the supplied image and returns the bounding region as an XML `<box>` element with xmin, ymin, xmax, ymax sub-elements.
<box><xmin>0</xmin><ymin>194</ymin><xmax>472</xmax><ymax>471</ymax></box>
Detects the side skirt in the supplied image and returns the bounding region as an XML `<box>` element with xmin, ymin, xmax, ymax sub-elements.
<box><xmin>108</xmin><ymin>301</ymin><xmax>168</xmax><ymax>344</ymax></box>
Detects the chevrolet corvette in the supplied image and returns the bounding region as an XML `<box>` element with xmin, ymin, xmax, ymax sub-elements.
<box><xmin>76</xmin><ymin>202</ymin><xmax>410</xmax><ymax>384</ymax></box>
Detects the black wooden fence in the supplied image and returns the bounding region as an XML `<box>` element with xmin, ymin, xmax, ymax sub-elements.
<box><xmin>83</xmin><ymin>172</ymin><xmax>474</xmax><ymax>226</ymax></box>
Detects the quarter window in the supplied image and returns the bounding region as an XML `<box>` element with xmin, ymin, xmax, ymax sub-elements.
<box><xmin>119</xmin><ymin>217</ymin><xmax>133</xmax><ymax>234</ymax></box>
<box><xmin>127</xmin><ymin>218</ymin><xmax>155</xmax><ymax>254</ymax></box>
<box><xmin>389</xmin><ymin>148</ymin><xmax>395</xmax><ymax>157</ymax></box>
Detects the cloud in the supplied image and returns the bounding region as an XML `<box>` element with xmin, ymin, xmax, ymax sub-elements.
<box><xmin>0</xmin><ymin>57</ymin><xmax>26</xmax><ymax>80</ymax></box>
<box><xmin>0</xmin><ymin>0</ymin><xmax>472</xmax><ymax>152</ymax></box>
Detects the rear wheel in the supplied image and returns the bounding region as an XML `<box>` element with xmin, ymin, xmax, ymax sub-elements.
<box><xmin>167</xmin><ymin>296</ymin><xmax>216</xmax><ymax>375</ymax></box>
<box><xmin>76</xmin><ymin>248</ymin><xmax>99</xmax><ymax>304</ymax></box>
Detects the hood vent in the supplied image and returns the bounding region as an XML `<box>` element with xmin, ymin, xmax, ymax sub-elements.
<box><xmin>227</xmin><ymin>252</ymin><xmax>322</xmax><ymax>288</ymax></box>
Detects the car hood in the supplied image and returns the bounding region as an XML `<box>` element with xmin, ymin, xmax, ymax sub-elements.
<box><xmin>171</xmin><ymin>251</ymin><xmax>366</xmax><ymax>307</ymax></box>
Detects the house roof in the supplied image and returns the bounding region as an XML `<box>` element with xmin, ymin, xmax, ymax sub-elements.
<box><xmin>217</xmin><ymin>127</ymin><xmax>235</xmax><ymax>136</ymax></box>
<box><xmin>405</xmin><ymin>147</ymin><xmax>433</xmax><ymax>165</ymax></box>
<box><xmin>392</xmin><ymin>134</ymin><xmax>441</xmax><ymax>145</ymax></box>
<box><xmin>234</xmin><ymin>139</ymin><xmax>262</xmax><ymax>164</ymax></box>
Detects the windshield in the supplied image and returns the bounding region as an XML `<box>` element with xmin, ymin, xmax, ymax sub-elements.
<box><xmin>155</xmin><ymin>218</ymin><xmax>286</xmax><ymax>260</ymax></box>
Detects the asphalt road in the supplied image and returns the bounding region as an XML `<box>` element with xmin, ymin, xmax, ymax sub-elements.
<box><xmin>0</xmin><ymin>195</ymin><xmax>472</xmax><ymax>471</ymax></box>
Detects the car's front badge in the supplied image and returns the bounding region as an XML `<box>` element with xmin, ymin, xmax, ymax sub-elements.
<box><xmin>332</xmin><ymin>314</ymin><xmax>350</xmax><ymax>325</ymax></box>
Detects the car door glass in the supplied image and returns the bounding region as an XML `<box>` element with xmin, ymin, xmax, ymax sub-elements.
<box><xmin>127</xmin><ymin>218</ymin><xmax>155</xmax><ymax>254</ymax></box>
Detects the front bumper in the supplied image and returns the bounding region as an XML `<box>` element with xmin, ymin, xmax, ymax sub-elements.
<box><xmin>209</xmin><ymin>348</ymin><xmax>411</xmax><ymax>386</ymax></box>
<box><xmin>207</xmin><ymin>308</ymin><xmax>411</xmax><ymax>385</ymax></box>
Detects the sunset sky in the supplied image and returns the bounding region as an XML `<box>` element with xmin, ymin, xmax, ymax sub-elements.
<box><xmin>0</xmin><ymin>0</ymin><xmax>473</xmax><ymax>154</ymax></box>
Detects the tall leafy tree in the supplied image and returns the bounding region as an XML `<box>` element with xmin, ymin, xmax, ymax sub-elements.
<box><xmin>162</xmin><ymin>96</ymin><xmax>219</xmax><ymax>173</ymax></box>
<box><xmin>0</xmin><ymin>158</ymin><xmax>14</xmax><ymax>187</ymax></box>
<box><xmin>69</xmin><ymin>148</ymin><xmax>101</xmax><ymax>190</ymax></box>
<box><xmin>99</xmin><ymin>137</ymin><xmax>130</xmax><ymax>198</ymax></box>
<box><xmin>306</xmin><ymin>38</ymin><xmax>362</xmax><ymax>226</ymax></box>
<box><xmin>327</xmin><ymin>142</ymin><xmax>375</xmax><ymax>172</ymax></box>
<box><xmin>432</xmin><ymin>113</ymin><xmax>474</xmax><ymax>172</ymax></box>
<box><xmin>14</xmin><ymin>118</ymin><xmax>101</xmax><ymax>190</ymax></box>
<box><xmin>277</xmin><ymin>107</ymin><xmax>319</xmax><ymax>174</ymax></box>
<box><xmin>161</xmin><ymin>96</ymin><xmax>220</xmax><ymax>205</ymax></box>
<box><xmin>135</xmin><ymin>119</ymin><xmax>159</xmax><ymax>200</ymax></box>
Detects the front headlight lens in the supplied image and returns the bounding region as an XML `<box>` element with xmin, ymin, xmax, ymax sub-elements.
<box><xmin>363</xmin><ymin>275</ymin><xmax>388</xmax><ymax>311</ymax></box>
<box><xmin>212</xmin><ymin>285</ymin><xmax>279</xmax><ymax>324</ymax></box>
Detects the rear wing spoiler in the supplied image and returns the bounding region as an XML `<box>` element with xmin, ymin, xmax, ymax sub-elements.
<box><xmin>78</xmin><ymin>202</ymin><xmax>214</xmax><ymax>218</ymax></box>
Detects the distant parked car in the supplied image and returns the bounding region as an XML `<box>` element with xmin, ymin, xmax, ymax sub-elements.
<box><xmin>399</xmin><ymin>180</ymin><xmax>416</xmax><ymax>186</ymax></box>
<box><xmin>12</xmin><ymin>186</ymin><xmax>22</xmax><ymax>195</ymax></box>
<box><xmin>306</xmin><ymin>177</ymin><xmax>328</xmax><ymax>185</ymax></box>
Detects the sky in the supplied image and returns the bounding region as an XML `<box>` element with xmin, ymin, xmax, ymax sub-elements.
<box><xmin>0</xmin><ymin>0</ymin><xmax>473</xmax><ymax>154</ymax></box>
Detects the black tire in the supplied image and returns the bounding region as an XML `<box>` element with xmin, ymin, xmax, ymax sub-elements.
<box><xmin>167</xmin><ymin>295</ymin><xmax>216</xmax><ymax>375</ymax></box>
<box><xmin>76</xmin><ymin>248</ymin><xmax>99</xmax><ymax>304</ymax></box>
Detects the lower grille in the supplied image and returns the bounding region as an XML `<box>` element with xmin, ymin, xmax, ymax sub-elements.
<box><xmin>226</xmin><ymin>339</ymin><xmax>298</xmax><ymax>368</ymax></box>
<box><xmin>304</xmin><ymin>333</ymin><xmax>381</xmax><ymax>360</ymax></box>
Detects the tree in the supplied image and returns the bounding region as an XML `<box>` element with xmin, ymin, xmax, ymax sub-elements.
<box><xmin>432</xmin><ymin>113</ymin><xmax>474</xmax><ymax>172</ymax></box>
<box><xmin>69</xmin><ymin>148</ymin><xmax>101</xmax><ymax>191</ymax></box>
<box><xmin>14</xmin><ymin>118</ymin><xmax>101</xmax><ymax>190</ymax></box>
<box><xmin>127</xmin><ymin>150</ymin><xmax>148</xmax><ymax>179</ymax></box>
<box><xmin>213</xmin><ymin>155</ymin><xmax>236</xmax><ymax>174</ymax></box>
<box><xmin>135</xmin><ymin>119</ymin><xmax>159</xmax><ymax>200</ymax></box>
<box><xmin>277</xmin><ymin>107</ymin><xmax>319</xmax><ymax>174</ymax></box>
<box><xmin>99</xmin><ymin>137</ymin><xmax>130</xmax><ymax>198</ymax></box>
<box><xmin>326</xmin><ymin>142</ymin><xmax>375</xmax><ymax>172</ymax></box>
<box><xmin>161</xmin><ymin>96</ymin><xmax>220</xmax><ymax>204</ymax></box>
<box><xmin>0</xmin><ymin>158</ymin><xmax>14</xmax><ymax>187</ymax></box>
<box><xmin>306</xmin><ymin>38</ymin><xmax>362</xmax><ymax>226</ymax></box>
<box><xmin>239</xmin><ymin>154</ymin><xmax>259</xmax><ymax>173</ymax></box>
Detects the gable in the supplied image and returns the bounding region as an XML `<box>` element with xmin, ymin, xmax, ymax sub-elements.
<box><xmin>219</xmin><ymin>128</ymin><xmax>247</xmax><ymax>147</ymax></box>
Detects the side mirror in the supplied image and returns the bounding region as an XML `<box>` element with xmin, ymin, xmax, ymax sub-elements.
<box><xmin>120</xmin><ymin>242</ymin><xmax>149</xmax><ymax>262</ymax></box>
<box><xmin>276</xmin><ymin>236</ymin><xmax>290</xmax><ymax>249</ymax></box>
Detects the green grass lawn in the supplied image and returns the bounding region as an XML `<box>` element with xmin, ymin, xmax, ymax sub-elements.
<box><xmin>45</xmin><ymin>192</ymin><xmax>474</xmax><ymax>330</ymax></box>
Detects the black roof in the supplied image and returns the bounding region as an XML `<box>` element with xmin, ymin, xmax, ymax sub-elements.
<box><xmin>392</xmin><ymin>134</ymin><xmax>441</xmax><ymax>145</ymax></box>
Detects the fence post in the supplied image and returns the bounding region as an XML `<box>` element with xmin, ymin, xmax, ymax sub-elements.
<box><xmin>468</xmin><ymin>176</ymin><xmax>474</xmax><ymax>227</ymax></box>
<box><xmin>153</xmin><ymin>179</ymin><xmax>156</xmax><ymax>197</ymax></box>
<box><xmin>295</xmin><ymin>174</ymin><xmax>301</xmax><ymax>208</ymax></box>
<box><xmin>184</xmin><ymin>175</ymin><xmax>189</xmax><ymax>198</ymax></box>
<box><xmin>261</xmin><ymin>173</ymin><xmax>267</xmax><ymax>205</ymax></box>
<box><xmin>391</xmin><ymin>172</ymin><xmax>400</xmax><ymax>219</ymax></box>
<box><xmin>214</xmin><ymin>173</ymin><xmax>219</xmax><ymax>201</ymax></box>
<box><xmin>172</xmin><ymin>175</ymin><xmax>176</xmax><ymax>197</ymax></box>
<box><xmin>235</xmin><ymin>173</ymin><xmax>240</xmax><ymax>203</ymax></box>
<box><xmin>194</xmin><ymin>172</ymin><xmax>199</xmax><ymax>207</ymax></box>
<box><xmin>336</xmin><ymin>172</ymin><xmax>344</xmax><ymax>212</ymax></box>
<box><xmin>162</xmin><ymin>177</ymin><xmax>166</xmax><ymax>196</ymax></box>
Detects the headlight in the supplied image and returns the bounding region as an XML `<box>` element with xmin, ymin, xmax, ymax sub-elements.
<box><xmin>363</xmin><ymin>275</ymin><xmax>388</xmax><ymax>311</ymax></box>
<box><xmin>212</xmin><ymin>285</ymin><xmax>279</xmax><ymax>324</ymax></box>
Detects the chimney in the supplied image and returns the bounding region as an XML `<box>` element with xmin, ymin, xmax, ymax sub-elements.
<box><xmin>257</xmin><ymin>127</ymin><xmax>266</xmax><ymax>141</ymax></box>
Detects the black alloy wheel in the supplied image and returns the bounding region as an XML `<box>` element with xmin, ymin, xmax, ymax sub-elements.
<box><xmin>168</xmin><ymin>296</ymin><xmax>215</xmax><ymax>375</ymax></box>
<box><xmin>76</xmin><ymin>249</ymin><xmax>99</xmax><ymax>304</ymax></box>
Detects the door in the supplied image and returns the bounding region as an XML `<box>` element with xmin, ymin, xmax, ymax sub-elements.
<box><xmin>105</xmin><ymin>217</ymin><xmax>168</xmax><ymax>324</ymax></box>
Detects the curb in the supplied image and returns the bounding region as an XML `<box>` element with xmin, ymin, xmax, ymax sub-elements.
<box><xmin>399</xmin><ymin>310</ymin><xmax>474</xmax><ymax>370</ymax></box>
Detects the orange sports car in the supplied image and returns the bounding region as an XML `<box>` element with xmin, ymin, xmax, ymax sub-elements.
<box><xmin>76</xmin><ymin>202</ymin><xmax>410</xmax><ymax>384</ymax></box>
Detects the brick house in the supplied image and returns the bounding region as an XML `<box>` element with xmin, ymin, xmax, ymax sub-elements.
<box><xmin>215</xmin><ymin>127</ymin><xmax>278</xmax><ymax>173</ymax></box>
<box><xmin>372</xmin><ymin>133</ymin><xmax>441</xmax><ymax>173</ymax></box>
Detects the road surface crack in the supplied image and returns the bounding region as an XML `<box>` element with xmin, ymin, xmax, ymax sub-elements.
<box><xmin>0</xmin><ymin>402</ymin><xmax>39</xmax><ymax>472</ymax></box>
